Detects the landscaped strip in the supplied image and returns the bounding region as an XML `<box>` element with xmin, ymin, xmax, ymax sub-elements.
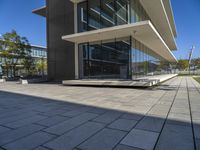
<box><xmin>193</xmin><ymin>77</ymin><xmax>200</xmax><ymax>84</ymax></box>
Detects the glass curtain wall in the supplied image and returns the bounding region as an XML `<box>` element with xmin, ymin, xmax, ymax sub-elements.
<box><xmin>130</xmin><ymin>0</ymin><xmax>149</xmax><ymax>23</ymax></box>
<box><xmin>77</xmin><ymin>0</ymin><xmax>149</xmax><ymax>32</ymax></box>
<box><xmin>79</xmin><ymin>37</ymin><xmax>131</xmax><ymax>79</ymax></box>
<box><xmin>78</xmin><ymin>0</ymin><xmax>134</xmax><ymax>32</ymax></box>
<box><xmin>132</xmin><ymin>39</ymin><xmax>171</xmax><ymax>79</ymax></box>
<box><xmin>77</xmin><ymin>0</ymin><xmax>170</xmax><ymax>79</ymax></box>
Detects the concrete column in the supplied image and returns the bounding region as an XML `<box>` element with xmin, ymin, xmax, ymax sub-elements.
<box><xmin>46</xmin><ymin>0</ymin><xmax>75</xmax><ymax>81</ymax></box>
<box><xmin>74</xmin><ymin>3</ymin><xmax>79</xmax><ymax>79</ymax></box>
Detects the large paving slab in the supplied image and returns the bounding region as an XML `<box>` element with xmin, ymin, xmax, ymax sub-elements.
<box><xmin>44</xmin><ymin>112</ymin><xmax>98</xmax><ymax>135</ymax></box>
<box><xmin>0</xmin><ymin>77</ymin><xmax>199</xmax><ymax>150</ymax></box>
<box><xmin>44</xmin><ymin>122</ymin><xmax>105</xmax><ymax>150</ymax></box>
<box><xmin>154</xmin><ymin>124</ymin><xmax>194</xmax><ymax>150</ymax></box>
<box><xmin>121</xmin><ymin>129</ymin><xmax>159</xmax><ymax>150</ymax></box>
<box><xmin>2</xmin><ymin>131</ymin><xmax>55</xmax><ymax>150</ymax></box>
<box><xmin>77</xmin><ymin>128</ymin><xmax>127</xmax><ymax>150</ymax></box>
<box><xmin>0</xmin><ymin>124</ymin><xmax>44</xmax><ymax>146</ymax></box>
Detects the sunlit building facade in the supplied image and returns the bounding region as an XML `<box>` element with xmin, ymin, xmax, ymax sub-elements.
<box><xmin>0</xmin><ymin>45</ymin><xmax>46</xmax><ymax>76</ymax></box>
<box><xmin>33</xmin><ymin>0</ymin><xmax>177</xmax><ymax>80</ymax></box>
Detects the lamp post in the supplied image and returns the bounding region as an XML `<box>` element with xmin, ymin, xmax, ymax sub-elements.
<box><xmin>188</xmin><ymin>46</ymin><xmax>195</xmax><ymax>75</ymax></box>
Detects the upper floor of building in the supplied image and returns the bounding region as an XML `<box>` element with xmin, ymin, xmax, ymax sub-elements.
<box><xmin>0</xmin><ymin>41</ymin><xmax>47</xmax><ymax>60</ymax></box>
<box><xmin>33</xmin><ymin>0</ymin><xmax>177</xmax><ymax>51</ymax></box>
<box><xmin>30</xmin><ymin>45</ymin><xmax>47</xmax><ymax>58</ymax></box>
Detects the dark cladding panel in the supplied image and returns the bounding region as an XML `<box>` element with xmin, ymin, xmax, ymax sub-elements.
<box><xmin>46</xmin><ymin>0</ymin><xmax>75</xmax><ymax>81</ymax></box>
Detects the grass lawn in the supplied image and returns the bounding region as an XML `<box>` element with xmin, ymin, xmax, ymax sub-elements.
<box><xmin>194</xmin><ymin>77</ymin><xmax>200</xmax><ymax>84</ymax></box>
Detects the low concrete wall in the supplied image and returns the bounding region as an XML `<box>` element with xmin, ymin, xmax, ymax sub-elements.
<box><xmin>62</xmin><ymin>74</ymin><xmax>178</xmax><ymax>87</ymax></box>
<box><xmin>0</xmin><ymin>79</ymin><xmax>6</xmax><ymax>83</ymax></box>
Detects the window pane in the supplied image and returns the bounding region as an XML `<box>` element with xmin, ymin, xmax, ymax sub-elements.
<box><xmin>88</xmin><ymin>0</ymin><xmax>101</xmax><ymax>31</ymax></box>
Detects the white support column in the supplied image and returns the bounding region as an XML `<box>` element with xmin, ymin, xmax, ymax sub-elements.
<box><xmin>74</xmin><ymin>3</ymin><xmax>79</xmax><ymax>79</ymax></box>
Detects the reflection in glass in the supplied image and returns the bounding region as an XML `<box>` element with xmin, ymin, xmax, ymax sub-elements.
<box><xmin>79</xmin><ymin>37</ymin><xmax>131</xmax><ymax>79</ymax></box>
<box><xmin>77</xmin><ymin>0</ymin><xmax>149</xmax><ymax>32</ymax></box>
<box><xmin>77</xmin><ymin>1</ymin><xmax>172</xmax><ymax>79</ymax></box>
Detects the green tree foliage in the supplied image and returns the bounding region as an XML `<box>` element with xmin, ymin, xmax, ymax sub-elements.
<box><xmin>192</xmin><ymin>58</ymin><xmax>200</xmax><ymax>68</ymax></box>
<box><xmin>177</xmin><ymin>59</ymin><xmax>189</xmax><ymax>70</ymax></box>
<box><xmin>35</xmin><ymin>58</ymin><xmax>47</xmax><ymax>76</ymax></box>
<box><xmin>0</xmin><ymin>30</ymin><xmax>33</xmax><ymax>77</ymax></box>
<box><xmin>22</xmin><ymin>56</ymin><xmax>34</xmax><ymax>76</ymax></box>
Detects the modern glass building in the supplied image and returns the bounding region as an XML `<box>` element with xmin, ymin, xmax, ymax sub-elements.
<box><xmin>0</xmin><ymin>44</ymin><xmax>46</xmax><ymax>76</ymax></box>
<box><xmin>33</xmin><ymin>0</ymin><xmax>177</xmax><ymax>81</ymax></box>
<box><xmin>31</xmin><ymin>45</ymin><xmax>47</xmax><ymax>59</ymax></box>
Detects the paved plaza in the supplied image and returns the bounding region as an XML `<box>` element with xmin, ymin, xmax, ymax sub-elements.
<box><xmin>0</xmin><ymin>77</ymin><xmax>199</xmax><ymax>150</ymax></box>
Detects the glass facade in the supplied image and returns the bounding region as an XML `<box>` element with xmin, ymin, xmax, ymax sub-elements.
<box><xmin>31</xmin><ymin>46</ymin><xmax>47</xmax><ymax>58</ymax></box>
<box><xmin>79</xmin><ymin>37</ymin><xmax>131</xmax><ymax>79</ymax></box>
<box><xmin>77</xmin><ymin>0</ymin><xmax>171</xmax><ymax>79</ymax></box>
<box><xmin>77</xmin><ymin>0</ymin><xmax>147</xmax><ymax>32</ymax></box>
<box><xmin>131</xmin><ymin>39</ymin><xmax>171</xmax><ymax>78</ymax></box>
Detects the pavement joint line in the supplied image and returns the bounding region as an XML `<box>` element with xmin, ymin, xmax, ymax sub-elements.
<box><xmin>0</xmin><ymin>78</ymin><xmax>174</xmax><ymax>149</ymax></box>
<box><xmin>71</xmin><ymin>113</ymin><xmax>126</xmax><ymax>150</ymax></box>
<box><xmin>74</xmin><ymin>147</ymin><xmax>82</xmax><ymax>150</ymax></box>
<box><xmin>0</xmin><ymin>128</ymin><xmax>48</xmax><ymax>147</ymax></box>
<box><xmin>70</xmin><ymin>124</ymin><xmax>113</xmax><ymax>150</ymax></box>
<box><xmin>153</xmin><ymin>77</ymin><xmax>183</xmax><ymax>150</ymax></box>
<box><xmin>0</xmin><ymin>125</ymin><xmax>13</xmax><ymax>130</ymax></box>
<box><xmin>0</xmin><ymin>146</ymin><xmax>6</xmax><ymax>150</ymax></box>
<box><xmin>40</xmin><ymin>129</ymin><xmax>60</xmax><ymax>137</ymax></box>
<box><xmin>24</xmin><ymin>131</ymin><xmax>61</xmax><ymax>150</ymax></box>
<box><xmin>0</xmin><ymin>124</ymin><xmax>15</xmax><ymax>130</ymax></box>
<box><xmin>42</xmin><ymin>112</ymin><xmax>101</xmax><ymax>140</ymax></box>
<box><xmin>35</xmin><ymin>145</ymin><xmax>52</xmax><ymax>150</ymax></box>
<box><xmin>111</xmin><ymin>78</ymin><xmax>178</xmax><ymax>150</ymax></box>
<box><xmin>132</xmin><ymin>127</ymin><xmax>161</xmax><ymax>134</ymax></box>
<box><xmin>191</xmin><ymin>77</ymin><xmax>200</xmax><ymax>94</ymax></box>
<box><xmin>0</xmin><ymin>77</ymin><xmax>193</xmax><ymax>150</ymax></box>
<box><xmin>114</xmin><ymin>144</ymin><xmax>145</xmax><ymax>150</ymax></box>
<box><xmin>105</xmin><ymin>126</ymin><xmax>131</xmax><ymax>133</ymax></box>
<box><xmin>186</xmin><ymin>77</ymin><xmax>198</xmax><ymax>150</ymax></box>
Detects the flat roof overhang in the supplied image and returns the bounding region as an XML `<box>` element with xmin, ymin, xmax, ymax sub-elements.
<box><xmin>62</xmin><ymin>21</ymin><xmax>177</xmax><ymax>62</ymax></box>
<box><xmin>70</xmin><ymin>0</ymin><xmax>177</xmax><ymax>51</ymax></box>
<box><xmin>162</xmin><ymin>0</ymin><xmax>177</xmax><ymax>37</ymax></box>
<box><xmin>139</xmin><ymin>0</ymin><xmax>177</xmax><ymax>50</ymax></box>
<box><xmin>32</xmin><ymin>6</ymin><xmax>46</xmax><ymax>17</ymax></box>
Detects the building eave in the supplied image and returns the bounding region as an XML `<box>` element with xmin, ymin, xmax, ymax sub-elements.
<box><xmin>70</xmin><ymin>0</ymin><xmax>177</xmax><ymax>51</ymax></box>
<box><xmin>162</xmin><ymin>0</ymin><xmax>177</xmax><ymax>37</ymax></box>
<box><xmin>31</xmin><ymin>44</ymin><xmax>47</xmax><ymax>49</ymax></box>
<box><xmin>62</xmin><ymin>21</ymin><xmax>177</xmax><ymax>62</ymax></box>
<box><xmin>139</xmin><ymin>0</ymin><xmax>177</xmax><ymax>50</ymax></box>
<box><xmin>32</xmin><ymin>6</ymin><xmax>46</xmax><ymax>17</ymax></box>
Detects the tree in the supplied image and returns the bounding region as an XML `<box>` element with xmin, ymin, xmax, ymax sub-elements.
<box><xmin>35</xmin><ymin>58</ymin><xmax>47</xmax><ymax>76</ymax></box>
<box><xmin>177</xmin><ymin>59</ymin><xmax>189</xmax><ymax>70</ymax></box>
<box><xmin>0</xmin><ymin>30</ymin><xmax>32</xmax><ymax>77</ymax></box>
<box><xmin>193</xmin><ymin>58</ymin><xmax>200</xmax><ymax>68</ymax></box>
<box><xmin>22</xmin><ymin>56</ymin><xmax>34</xmax><ymax>76</ymax></box>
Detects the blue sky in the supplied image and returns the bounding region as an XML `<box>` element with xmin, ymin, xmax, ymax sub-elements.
<box><xmin>0</xmin><ymin>0</ymin><xmax>200</xmax><ymax>59</ymax></box>
<box><xmin>0</xmin><ymin>0</ymin><xmax>46</xmax><ymax>45</ymax></box>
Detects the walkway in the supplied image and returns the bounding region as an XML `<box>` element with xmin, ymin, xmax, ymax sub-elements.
<box><xmin>0</xmin><ymin>77</ymin><xmax>199</xmax><ymax>150</ymax></box>
<box><xmin>63</xmin><ymin>74</ymin><xmax>178</xmax><ymax>87</ymax></box>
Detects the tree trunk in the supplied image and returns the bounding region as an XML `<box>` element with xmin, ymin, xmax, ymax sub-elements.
<box><xmin>13</xmin><ymin>65</ymin><xmax>16</xmax><ymax>77</ymax></box>
<box><xmin>6</xmin><ymin>66</ymin><xmax>9</xmax><ymax>77</ymax></box>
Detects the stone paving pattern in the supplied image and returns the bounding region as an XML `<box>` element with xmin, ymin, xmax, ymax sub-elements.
<box><xmin>0</xmin><ymin>77</ymin><xmax>199</xmax><ymax>150</ymax></box>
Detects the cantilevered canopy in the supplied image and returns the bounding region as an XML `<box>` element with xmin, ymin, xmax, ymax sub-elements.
<box><xmin>70</xmin><ymin>0</ymin><xmax>177</xmax><ymax>51</ymax></box>
<box><xmin>62</xmin><ymin>21</ymin><xmax>177</xmax><ymax>62</ymax></box>
<box><xmin>140</xmin><ymin>0</ymin><xmax>177</xmax><ymax>50</ymax></box>
<box><xmin>32</xmin><ymin>6</ymin><xmax>46</xmax><ymax>17</ymax></box>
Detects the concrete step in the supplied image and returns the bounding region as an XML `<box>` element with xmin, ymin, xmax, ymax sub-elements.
<box><xmin>62</xmin><ymin>74</ymin><xmax>177</xmax><ymax>87</ymax></box>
